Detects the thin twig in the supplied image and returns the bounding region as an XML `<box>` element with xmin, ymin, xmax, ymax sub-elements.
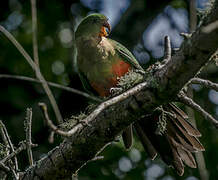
<box><xmin>178</xmin><ymin>92</ymin><xmax>218</xmax><ymax>128</ymax></box>
<box><xmin>0</xmin><ymin>142</ymin><xmax>25</xmax><ymax>164</ymax></box>
<box><xmin>0</xmin><ymin>121</ymin><xmax>9</xmax><ymax>149</ymax></box>
<box><xmin>0</xmin><ymin>141</ymin><xmax>36</xmax><ymax>165</ymax></box>
<box><xmin>0</xmin><ymin>121</ymin><xmax>18</xmax><ymax>172</ymax></box>
<box><xmin>188</xmin><ymin>1</ymin><xmax>209</xmax><ymax>179</ymax></box>
<box><xmin>189</xmin><ymin>0</ymin><xmax>197</xmax><ymax>32</ymax></box>
<box><xmin>8</xmin><ymin>165</ymin><xmax>19</xmax><ymax>180</ymax></box>
<box><xmin>89</xmin><ymin>156</ymin><xmax>104</xmax><ymax>162</ymax></box>
<box><xmin>0</xmin><ymin>74</ymin><xmax>101</xmax><ymax>102</ymax></box>
<box><xmin>31</xmin><ymin>0</ymin><xmax>39</xmax><ymax>67</ymax></box>
<box><xmin>190</xmin><ymin>78</ymin><xmax>218</xmax><ymax>91</ymax></box>
<box><xmin>180</xmin><ymin>32</ymin><xmax>192</xmax><ymax>39</ymax></box>
<box><xmin>163</xmin><ymin>36</ymin><xmax>171</xmax><ymax>61</ymax></box>
<box><xmin>48</xmin><ymin>131</ymin><xmax>55</xmax><ymax>144</ymax></box>
<box><xmin>202</xmin><ymin>20</ymin><xmax>218</xmax><ymax>33</ymax></box>
<box><xmin>0</xmin><ymin>162</ymin><xmax>10</xmax><ymax>172</ymax></box>
<box><xmin>25</xmin><ymin>108</ymin><xmax>34</xmax><ymax>166</ymax></box>
<box><xmin>0</xmin><ymin>25</ymin><xmax>63</xmax><ymax>124</ymax></box>
<box><xmin>38</xmin><ymin>103</ymin><xmax>64</xmax><ymax>135</ymax></box>
<box><xmin>39</xmin><ymin>82</ymin><xmax>148</xmax><ymax>137</ymax></box>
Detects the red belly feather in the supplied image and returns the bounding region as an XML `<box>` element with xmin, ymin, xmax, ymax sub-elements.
<box><xmin>91</xmin><ymin>59</ymin><xmax>131</xmax><ymax>97</ymax></box>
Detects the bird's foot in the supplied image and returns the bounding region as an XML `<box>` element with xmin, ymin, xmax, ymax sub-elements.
<box><xmin>80</xmin><ymin>119</ymin><xmax>91</xmax><ymax>127</ymax></box>
<box><xmin>110</xmin><ymin>87</ymin><xmax>123</xmax><ymax>96</ymax></box>
<box><xmin>135</xmin><ymin>69</ymin><xmax>146</xmax><ymax>75</ymax></box>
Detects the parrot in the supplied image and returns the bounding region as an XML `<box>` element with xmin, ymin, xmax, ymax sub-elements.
<box><xmin>75</xmin><ymin>13</ymin><xmax>205</xmax><ymax>176</ymax></box>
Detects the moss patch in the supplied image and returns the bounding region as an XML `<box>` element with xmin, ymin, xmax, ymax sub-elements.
<box><xmin>117</xmin><ymin>70</ymin><xmax>144</xmax><ymax>90</ymax></box>
<box><xmin>60</xmin><ymin>113</ymin><xmax>87</xmax><ymax>131</ymax></box>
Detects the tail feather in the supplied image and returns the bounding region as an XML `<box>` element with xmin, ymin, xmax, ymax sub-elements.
<box><xmin>167</xmin><ymin>120</ymin><xmax>197</xmax><ymax>152</ymax></box>
<box><xmin>122</xmin><ymin>125</ymin><xmax>133</xmax><ymax>150</ymax></box>
<box><xmin>168</xmin><ymin>116</ymin><xmax>204</xmax><ymax>151</ymax></box>
<box><xmin>177</xmin><ymin>147</ymin><xmax>196</xmax><ymax>168</ymax></box>
<box><xmin>167</xmin><ymin>103</ymin><xmax>201</xmax><ymax>137</ymax></box>
<box><xmin>169</xmin><ymin>103</ymin><xmax>188</xmax><ymax>119</ymax></box>
<box><xmin>136</xmin><ymin>117</ymin><xmax>174</xmax><ymax>166</ymax></box>
<box><xmin>168</xmin><ymin>133</ymin><xmax>197</xmax><ymax>168</ymax></box>
<box><xmin>134</xmin><ymin>122</ymin><xmax>157</xmax><ymax>160</ymax></box>
<box><xmin>167</xmin><ymin>135</ymin><xmax>184</xmax><ymax>176</ymax></box>
<box><xmin>135</xmin><ymin>103</ymin><xmax>204</xmax><ymax>176</ymax></box>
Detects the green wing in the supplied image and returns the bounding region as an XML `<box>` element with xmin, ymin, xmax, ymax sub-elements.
<box><xmin>78</xmin><ymin>69</ymin><xmax>97</xmax><ymax>96</ymax></box>
<box><xmin>75</xmin><ymin>50</ymin><xmax>97</xmax><ymax>96</ymax></box>
<box><xmin>108</xmin><ymin>39</ymin><xmax>144</xmax><ymax>71</ymax></box>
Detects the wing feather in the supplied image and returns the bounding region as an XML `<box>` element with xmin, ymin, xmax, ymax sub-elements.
<box><xmin>108</xmin><ymin>39</ymin><xmax>144</xmax><ymax>71</ymax></box>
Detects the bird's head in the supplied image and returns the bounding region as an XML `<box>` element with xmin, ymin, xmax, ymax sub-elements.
<box><xmin>75</xmin><ymin>13</ymin><xmax>111</xmax><ymax>41</ymax></box>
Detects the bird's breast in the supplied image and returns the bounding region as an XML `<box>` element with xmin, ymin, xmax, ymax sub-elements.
<box><xmin>90</xmin><ymin>58</ymin><xmax>131</xmax><ymax>97</ymax></box>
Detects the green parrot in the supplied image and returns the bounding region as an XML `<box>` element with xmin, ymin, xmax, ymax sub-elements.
<box><xmin>75</xmin><ymin>13</ymin><xmax>204</xmax><ymax>176</ymax></box>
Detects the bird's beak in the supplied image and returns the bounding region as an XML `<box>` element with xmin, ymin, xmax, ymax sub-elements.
<box><xmin>99</xmin><ymin>20</ymin><xmax>111</xmax><ymax>37</ymax></box>
<box><xmin>103</xmin><ymin>20</ymin><xmax>111</xmax><ymax>35</ymax></box>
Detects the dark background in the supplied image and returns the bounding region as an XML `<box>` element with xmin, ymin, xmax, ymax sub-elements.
<box><xmin>0</xmin><ymin>0</ymin><xmax>218</xmax><ymax>179</ymax></box>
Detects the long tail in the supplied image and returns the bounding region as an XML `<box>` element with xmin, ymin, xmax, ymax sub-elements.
<box><xmin>122</xmin><ymin>125</ymin><xmax>133</xmax><ymax>149</ymax></box>
<box><xmin>134</xmin><ymin>103</ymin><xmax>204</xmax><ymax>176</ymax></box>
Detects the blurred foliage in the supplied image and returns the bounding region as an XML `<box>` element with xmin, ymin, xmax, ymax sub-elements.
<box><xmin>0</xmin><ymin>0</ymin><xmax>217</xmax><ymax>180</ymax></box>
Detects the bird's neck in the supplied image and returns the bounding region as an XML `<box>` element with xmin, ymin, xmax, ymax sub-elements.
<box><xmin>76</xmin><ymin>36</ymin><xmax>115</xmax><ymax>64</ymax></box>
<box><xmin>76</xmin><ymin>35</ymin><xmax>101</xmax><ymax>50</ymax></box>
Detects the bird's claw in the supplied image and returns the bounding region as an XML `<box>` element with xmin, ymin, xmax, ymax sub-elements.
<box><xmin>80</xmin><ymin>119</ymin><xmax>91</xmax><ymax>127</ymax></box>
<box><xmin>135</xmin><ymin>69</ymin><xmax>145</xmax><ymax>75</ymax></box>
<box><xmin>110</xmin><ymin>87</ymin><xmax>123</xmax><ymax>96</ymax></box>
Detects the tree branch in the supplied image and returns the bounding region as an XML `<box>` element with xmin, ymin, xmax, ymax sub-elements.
<box><xmin>0</xmin><ymin>163</ymin><xmax>10</xmax><ymax>173</ymax></box>
<box><xmin>156</xmin><ymin>10</ymin><xmax>218</xmax><ymax>99</ymax></box>
<box><xmin>202</xmin><ymin>20</ymin><xmax>218</xmax><ymax>33</ymax></box>
<box><xmin>178</xmin><ymin>92</ymin><xmax>218</xmax><ymax>127</ymax></box>
<box><xmin>38</xmin><ymin>81</ymin><xmax>148</xmax><ymax>137</ymax></box>
<box><xmin>190</xmin><ymin>78</ymin><xmax>218</xmax><ymax>91</ymax></box>
<box><xmin>0</xmin><ymin>121</ymin><xmax>18</xmax><ymax>172</ymax></box>
<box><xmin>0</xmin><ymin>116</ymin><xmax>37</xmax><ymax>179</ymax></box>
<box><xmin>24</xmin><ymin>108</ymin><xmax>34</xmax><ymax>166</ymax></box>
<box><xmin>0</xmin><ymin>74</ymin><xmax>101</xmax><ymax>102</ymax></box>
<box><xmin>31</xmin><ymin>0</ymin><xmax>39</xmax><ymax>67</ymax></box>
<box><xmin>0</xmin><ymin>142</ymin><xmax>35</xmax><ymax>165</ymax></box>
<box><xmin>187</xmin><ymin>1</ymin><xmax>209</xmax><ymax>179</ymax></box>
<box><xmin>163</xmin><ymin>36</ymin><xmax>172</xmax><ymax>61</ymax></box>
<box><xmin>0</xmin><ymin>26</ymin><xmax>63</xmax><ymax>124</ymax></box>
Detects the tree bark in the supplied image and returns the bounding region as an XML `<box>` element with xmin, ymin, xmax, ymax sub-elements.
<box><xmin>21</xmin><ymin>1</ymin><xmax>218</xmax><ymax>179</ymax></box>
